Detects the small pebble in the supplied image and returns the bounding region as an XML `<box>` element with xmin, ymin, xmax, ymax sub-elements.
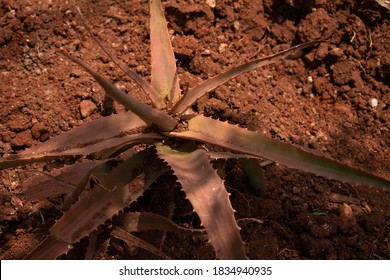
<box><xmin>11</xmin><ymin>130</ymin><xmax>34</xmax><ymax>147</ymax></box>
<box><xmin>219</xmin><ymin>43</ymin><xmax>228</xmax><ymax>53</ymax></box>
<box><xmin>80</xmin><ymin>100</ymin><xmax>97</xmax><ymax>118</ymax></box>
<box><xmin>369</xmin><ymin>98</ymin><xmax>378</xmax><ymax>108</ymax></box>
<box><xmin>205</xmin><ymin>0</ymin><xmax>216</xmax><ymax>8</ymax></box>
<box><xmin>202</xmin><ymin>49</ymin><xmax>211</xmax><ymax>56</ymax></box>
<box><xmin>233</xmin><ymin>20</ymin><xmax>240</xmax><ymax>31</ymax></box>
<box><xmin>340</xmin><ymin>203</ymin><xmax>356</xmax><ymax>230</ymax></box>
<box><xmin>329</xmin><ymin>47</ymin><xmax>344</xmax><ymax>58</ymax></box>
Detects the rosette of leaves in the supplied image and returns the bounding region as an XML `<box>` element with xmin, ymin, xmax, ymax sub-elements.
<box><xmin>1</xmin><ymin>0</ymin><xmax>389</xmax><ymax>260</ymax></box>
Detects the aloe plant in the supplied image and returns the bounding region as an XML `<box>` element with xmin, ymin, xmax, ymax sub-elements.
<box><xmin>1</xmin><ymin>0</ymin><xmax>389</xmax><ymax>260</ymax></box>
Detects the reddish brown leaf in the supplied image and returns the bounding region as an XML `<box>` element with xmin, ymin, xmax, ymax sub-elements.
<box><xmin>24</xmin><ymin>236</ymin><xmax>69</xmax><ymax>260</ymax></box>
<box><xmin>1</xmin><ymin>132</ymin><xmax>163</xmax><ymax>171</ymax></box>
<box><xmin>169</xmin><ymin>115</ymin><xmax>390</xmax><ymax>189</ymax></box>
<box><xmin>76</xmin><ymin>7</ymin><xmax>165</xmax><ymax>109</ymax></box>
<box><xmin>115</xmin><ymin>212</ymin><xmax>205</xmax><ymax>236</ymax></box>
<box><xmin>0</xmin><ymin>111</ymin><xmax>147</xmax><ymax>169</ymax></box>
<box><xmin>150</xmin><ymin>0</ymin><xmax>181</xmax><ymax>103</ymax></box>
<box><xmin>63</xmin><ymin>53</ymin><xmax>177</xmax><ymax>131</ymax></box>
<box><xmin>62</xmin><ymin>159</ymin><xmax>116</xmax><ymax>211</ymax></box>
<box><xmin>170</xmin><ymin>41</ymin><xmax>324</xmax><ymax>116</ymax></box>
<box><xmin>49</xmin><ymin>151</ymin><xmax>149</xmax><ymax>246</ymax></box>
<box><xmin>24</xmin><ymin>161</ymin><xmax>98</xmax><ymax>201</ymax></box>
<box><xmin>156</xmin><ymin>143</ymin><xmax>247</xmax><ymax>259</ymax></box>
<box><xmin>25</xmin><ymin>112</ymin><xmax>146</xmax><ymax>155</ymax></box>
<box><xmin>111</xmin><ymin>226</ymin><xmax>170</xmax><ymax>259</ymax></box>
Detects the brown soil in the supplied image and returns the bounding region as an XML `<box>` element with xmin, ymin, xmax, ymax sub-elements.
<box><xmin>1</xmin><ymin>0</ymin><xmax>389</xmax><ymax>260</ymax></box>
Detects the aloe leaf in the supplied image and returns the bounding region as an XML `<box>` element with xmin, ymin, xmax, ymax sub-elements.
<box><xmin>111</xmin><ymin>226</ymin><xmax>170</xmax><ymax>259</ymax></box>
<box><xmin>85</xmin><ymin>231</ymin><xmax>98</xmax><ymax>260</ymax></box>
<box><xmin>25</xmin><ymin>160</ymin><xmax>116</xmax><ymax>204</ymax></box>
<box><xmin>0</xmin><ymin>112</ymin><xmax>147</xmax><ymax>170</ymax></box>
<box><xmin>170</xmin><ymin>41</ymin><xmax>324</xmax><ymax>116</ymax></box>
<box><xmin>63</xmin><ymin>159</ymin><xmax>116</xmax><ymax>211</ymax></box>
<box><xmin>150</xmin><ymin>0</ymin><xmax>181</xmax><ymax>104</ymax></box>
<box><xmin>24</xmin><ymin>236</ymin><xmax>69</xmax><ymax>260</ymax></box>
<box><xmin>155</xmin><ymin>143</ymin><xmax>247</xmax><ymax>259</ymax></box>
<box><xmin>23</xmin><ymin>112</ymin><xmax>146</xmax><ymax>155</ymax></box>
<box><xmin>24</xmin><ymin>161</ymin><xmax>100</xmax><ymax>201</ymax></box>
<box><xmin>238</xmin><ymin>158</ymin><xmax>266</xmax><ymax>194</ymax></box>
<box><xmin>0</xmin><ymin>132</ymin><xmax>162</xmax><ymax>170</ymax></box>
<box><xmin>63</xmin><ymin>53</ymin><xmax>177</xmax><ymax>131</ymax></box>
<box><xmin>49</xmin><ymin>150</ymin><xmax>150</xmax><ymax>248</ymax></box>
<box><xmin>76</xmin><ymin>7</ymin><xmax>165</xmax><ymax>109</ymax></box>
<box><xmin>169</xmin><ymin>115</ymin><xmax>390</xmax><ymax>189</ymax></box>
<box><xmin>115</xmin><ymin>212</ymin><xmax>205</xmax><ymax>236</ymax></box>
<box><xmin>207</xmin><ymin>151</ymin><xmax>273</xmax><ymax>167</ymax></box>
<box><xmin>206</xmin><ymin>151</ymin><xmax>259</xmax><ymax>160</ymax></box>
<box><xmin>167</xmin><ymin>66</ymin><xmax>180</xmax><ymax>108</ymax></box>
<box><xmin>82</xmin><ymin>132</ymin><xmax>165</xmax><ymax>160</ymax></box>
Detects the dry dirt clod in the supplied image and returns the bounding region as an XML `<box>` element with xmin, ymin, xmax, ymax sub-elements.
<box><xmin>329</xmin><ymin>192</ymin><xmax>361</xmax><ymax>205</ymax></box>
<box><xmin>11</xmin><ymin>130</ymin><xmax>34</xmax><ymax>147</ymax></box>
<box><xmin>219</xmin><ymin>43</ymin><xmax>228</xmax><ymax>53</ymax></box>
<box><xmin>79</xmin><ymin>100</ymin><xmax>97</xmax><ymax>118</ymax></box>
<box><xmin>339</xmin><ymin>203</ymin><xmax>356</xmax><ymax>231</ymax></box>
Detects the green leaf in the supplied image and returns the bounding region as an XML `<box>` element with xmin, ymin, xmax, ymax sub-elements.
<box><xmin>169</xmin><ymin>115</ymin><xmax>390</xmax><ymax>189</ymax></box>
<box><xmin>238</xmin><ymin>158</ymin><xmax>266</xmax><ymax>194</ymax></box>
<box><xmin>313</xmin><ymin>211</ymin><xmax>328</xmax><ymax>216</ymax></box>
<box><xmin>170</xmin><ymin>41</ymin><xmax>324</xmax><ymax>116</ymax></box>
<box><xmin>155</xmin><ymin>143</ymin><xmax>247</xmax><ymax>259</ymax></box>
<box><xmin>149</xmin><ymin>0</ymin><xmax>181</xmax><ymax>104</ymax></box>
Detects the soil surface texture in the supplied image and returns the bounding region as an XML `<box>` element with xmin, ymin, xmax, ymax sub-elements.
<box><xmin>0</xmin><ymin>0</ymin><xmax>389</xmax><ymax>259</ymax></box>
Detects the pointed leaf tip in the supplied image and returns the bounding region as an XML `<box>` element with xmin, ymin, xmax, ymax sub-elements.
<box><xmin>76</xmin><ymin>7</ymin><xmax>166</xmax><ymax>109</ymax></box>
<box><xmin>169</xmin><ymin>115</ymin><xmax>390</xmax><ymax>190</ymax></box>
<box><xmin>150</xmin><ymin>0</ymin><xmax>181</xmax><ymax>103</ymax></box>
<box><xmin>155</xmin><ymin>143</ymin><xmax>247</xmax><ymax>259</ymax></box>
<box><xmin>50</xmin><ymin>151</ymin><xmax>149</xmax><ymax>245</ymax></box>
<box><xmin>171</xmin><ymin>41</ymin><xmax>324</xmax><ymax>116</ymax></box>
<box><xmin>62</xmin><ymin>52</ymin><xmax>177</xmax><ymax>131</ymax></box>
